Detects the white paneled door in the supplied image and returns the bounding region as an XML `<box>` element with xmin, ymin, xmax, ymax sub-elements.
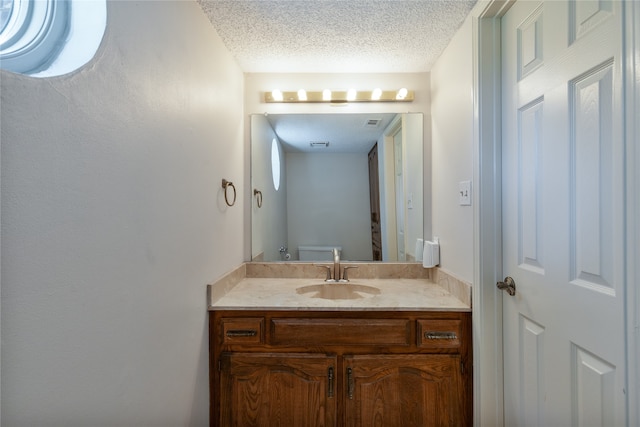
<box><xmin>501</xmin><ymin>1</ymin><xmax>627</xmax><ymax>425</ymax></box>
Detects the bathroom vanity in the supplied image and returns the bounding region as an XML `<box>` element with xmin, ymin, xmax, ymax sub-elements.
<box><xmin>208</xmin><ymin>263</ymin><xmax>472</xmax><ymax>427</ymax></box>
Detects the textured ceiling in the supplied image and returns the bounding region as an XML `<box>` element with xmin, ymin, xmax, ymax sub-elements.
<box><xmin>196</xmin><ymin>0</ymin><xmax>477</xmax><ymax>73</ymax></box>
<box><xmin>197</xmin><ymin>1</ymin><xmax>476</xmax><ymax>152</ymax></box>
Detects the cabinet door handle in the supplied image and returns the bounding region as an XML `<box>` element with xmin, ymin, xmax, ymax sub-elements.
<box><xmin>424</xmin><ymin>331</ymin><xmax>458</xmax><ymax>340</ymax></box>
<box><xmin>225</xmin><ymin>329</ymin><xmax>257</xmax><ymax>337</ymax></box>
<box><xmin>347</xmin><ymin>367</ymin><xmax>354</xmax><ymax>400</ymax></box>
<box><xmin>328</xmin><ymin>367</ymin><xmax>334</xmax><ymax>398</ymax></box>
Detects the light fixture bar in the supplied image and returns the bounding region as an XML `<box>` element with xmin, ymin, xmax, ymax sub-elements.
<box><xmin>264</xmin><ymin>89</ymin><xmax>414</xmax><ymax>103</ymax></box>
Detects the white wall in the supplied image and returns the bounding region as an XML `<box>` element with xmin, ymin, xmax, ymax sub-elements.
<box><xmin>430</xmin><ymin>19</ymin><xmax>474</xmax><ymax>282</ymax></box>
<box><xmin>250</xmin><ymin>115</ymin><xmax>288</xmax><ymax>261</ymax></box>
<box><xmin>0</xmin><ymin>1</ymin><xmax>244</xmax><ymax>425</ymax></box>
<box><xmin>286</xmin><ymin>152</ymin><xmax>372</xmax><ymax>261</ymax></box>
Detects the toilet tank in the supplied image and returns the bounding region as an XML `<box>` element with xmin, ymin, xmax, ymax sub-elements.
<box><xmin>298</xmin><ymin>246</ymin><xmax>341</xmax><ymax>261</ymax></box>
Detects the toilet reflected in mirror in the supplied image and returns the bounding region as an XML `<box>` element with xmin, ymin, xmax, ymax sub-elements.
<box><xmin>298</xmin><ymin>246</ymin><xmax>341</xmax><ymax>262</ymax></box>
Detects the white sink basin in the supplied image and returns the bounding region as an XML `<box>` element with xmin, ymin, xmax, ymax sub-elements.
<box><xmin>296</xmin><ymin>283</ymin><xmax>381</xmax><ymax>300</ymax></box>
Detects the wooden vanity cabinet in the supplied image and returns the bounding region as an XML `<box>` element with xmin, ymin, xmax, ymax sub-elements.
<box><xmin>344</xmin><ymin>354</ymin><xmax>465</xmax><ymax>426</ymax></box>
<box><xmin>210</xmin><ymin>310</ymin><xmax>472</xmax><ymax>427</ymax></box>
<box><xmin>219</xmin><ymin>353</ymin><xmax>337</xmax><ymax>426</ymax></box>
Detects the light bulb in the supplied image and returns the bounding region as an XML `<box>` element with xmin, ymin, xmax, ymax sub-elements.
<box><xmin>272</xmin><ymin>89</ymin><xmax>283</xmax><ymax>102</ymax></box>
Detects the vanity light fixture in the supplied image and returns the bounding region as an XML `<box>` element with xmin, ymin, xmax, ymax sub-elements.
<box><xmin>264</xmin><ymin>88</ymin><xmax>414</xmax><ymax>103</ymax></box>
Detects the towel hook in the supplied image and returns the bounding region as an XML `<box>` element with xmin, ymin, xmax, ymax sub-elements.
<box><xmin>221</xmin><ymin>179</ymin><xmax>236</xmax><ymax>207</ymax></box>
<box><xmin>253</xmin><ymin>189</ymin><xmax>263</xmax><ymax>208</ymax></box>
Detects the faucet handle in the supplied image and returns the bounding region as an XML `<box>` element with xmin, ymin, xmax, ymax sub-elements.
<box><xmin>342</xmin><ymin>266</ymin><xmax>359</xmax><ymax>281</ymax></box>
<box><xmin>315</xmin><ymin>265</ymin><xmax>333</xmax><ymax>281</ymax></box>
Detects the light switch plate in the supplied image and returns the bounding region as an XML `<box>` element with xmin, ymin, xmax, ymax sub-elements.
<box><xmin>459</xmin><ymin>181</ymin><xmax>471</xmax><ymax>206</ymax></box>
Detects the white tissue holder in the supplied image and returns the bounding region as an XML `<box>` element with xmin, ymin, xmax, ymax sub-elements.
<box><xmin>422</xmin><ymin>239</ymin><xmax>440</xmax><ymax>268</ymax></box>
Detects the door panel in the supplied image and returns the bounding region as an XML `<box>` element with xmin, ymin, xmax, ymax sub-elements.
<box><xmin>518</xmin><ymin>315</ymin><xmax>545</xmax><ymax>425</ymax></box>
<box><xmin>368</xmin><ymin>144</ymin><xmax>382</xmax><ymax>261</ymax></box>
<box><xmin>343</xmin><ymin>354</ymin><xmax>465</xmax><ymax>427</ymax></box>
<box><xmin>393</xmin><ymin>131</ymin><xmax>406</xmax><ymax>261</ymax></box>
<box><xmin>219</xmin><ymin>353</ymin><xmax>337</xmax><ymax>427</ymax></box>
<box><xmin>571</xmin><ymin>62</ymin><xmax>618</xmax><ymax>294</ymax></box>
<box><xmin>501</xmin><ymin>1</ymin><xmax>626</xmax><ymax>425</ymax></box>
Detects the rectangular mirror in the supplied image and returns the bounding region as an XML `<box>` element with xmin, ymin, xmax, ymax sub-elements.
<box><xmin>251</xmin><ymin>113</ymin><xmax>423</xmax><ymax>262</ymax></box>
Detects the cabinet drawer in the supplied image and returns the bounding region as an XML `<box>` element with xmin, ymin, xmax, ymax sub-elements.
<box><xmin>417</xmin><ymin>319</ymin><xmax>461</xmax><ymax>349</ymax></box>
<box><xmin>221</xmin><ymin>318</ymin><xmax>264</xmax><ymax>344</ymax></box>
<box><xmin>271</xmin><ymin>318</ymin><xmax>411</xmax><ymax>346</ymax></box>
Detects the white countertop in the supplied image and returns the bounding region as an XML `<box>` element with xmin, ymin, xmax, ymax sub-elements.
<box><xmin>209</xmin><ymin>277</ymin><xmax>470</xmax><ymax>311</ymax></box>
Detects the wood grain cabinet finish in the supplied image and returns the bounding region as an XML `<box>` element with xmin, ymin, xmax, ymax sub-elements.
<box><xmin>210</xmin><ymin>310</ymin><xmax>472</xmax><ymax>427</ymax></box>
<box><xmin>220</xmin><ymin>353</ymin><xmax>337</xmax><ymax>426</ymax></box>
<box><xmin>344</xmin><ymin>354</ymin><xmax>464</xmax><ymax>427</ymax></box>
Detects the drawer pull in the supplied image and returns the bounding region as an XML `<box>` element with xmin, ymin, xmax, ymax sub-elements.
<box><xmin>425</xmin><ymin>331</ymin><xmax>458</xmax><ymax>340</ymax></box>
<box><xmin>226</xmin><ymin>329</ymin><xmax>257</xmax><ymax>338</ymax></box>
<box><xmin>347</xmin><ymin>367</ymin><xmax>354</xmax><ymax>400</ymax></box>
<box><xmin>328</xmin><ymin>367</ymin><xmax>334</xmax><ymax>398</ymax></box>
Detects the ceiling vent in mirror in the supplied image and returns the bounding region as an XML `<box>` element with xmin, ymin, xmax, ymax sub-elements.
<box><xmin>364</xmin><ymin>118</ymin><xmax>382</xmax><ymax>127</ymax></box>
<box><xmin>310</xmin><ymin>141</ymin><xmax>330</xmax><ymax>148</ymax></box>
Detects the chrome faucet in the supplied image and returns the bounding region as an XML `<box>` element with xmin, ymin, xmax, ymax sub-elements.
<box><xmin>332</xmin><ymin>248</ymin><xmax>341</xmax><ymax>283</ymax></box>
<box><xmin>315</xmin><ymin>248</ymin><xmax>358</xmax><ymax>282</ymax></box>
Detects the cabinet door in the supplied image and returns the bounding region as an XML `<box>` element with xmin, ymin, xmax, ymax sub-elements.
<box><xmin>219</xmin><ymin>352</ymin><xmax>337</xmax><ymax>427</ymax></box>
<box><xmin>344</xmin><ymin>354</ymin><xmax>466</xmax><ymax>427</ymax></box>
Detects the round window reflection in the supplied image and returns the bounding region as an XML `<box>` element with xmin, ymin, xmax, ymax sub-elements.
<box><xmin>0</xmin><ymin>0</ymin><xmax>13</xmax><ymax>33</ymax></box>
<box><xmin>271</xmin><ymin>138</ymin><xmax>281</xmax><ymax>191</ymax></box>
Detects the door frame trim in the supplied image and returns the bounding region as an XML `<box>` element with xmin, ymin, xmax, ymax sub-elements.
<box><xmin>472</xmin><ymin>0</ymin><xmax>639</xmax><ymax>425</ymax></box>
<box><xmin>624</xmin><ymin>1</ymin><xmax>640</xmax><ymax>424</ymax></box>
<box><xmin>471</xmin><ymin>2</ymin><xmax>513</xmax><ymax>426</ymax></box>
